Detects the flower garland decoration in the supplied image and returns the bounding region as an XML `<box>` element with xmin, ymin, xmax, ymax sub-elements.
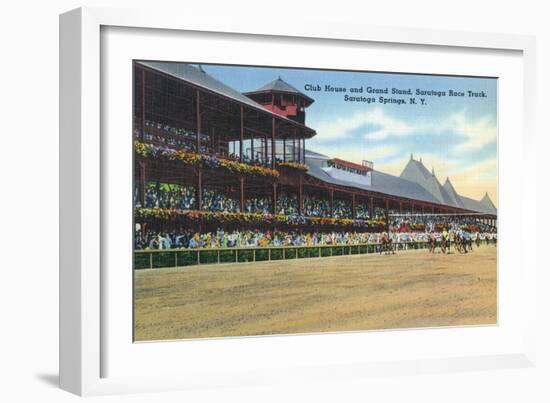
<box><xmin>135</xmin><ymin>208</ymin><xmax>386</xmax><ymax>229</ymax></box>
<box><xmin>277</xmin><ymin>161</ymin><xmax>309</xmax><ymax>172</ymax></box>
<box><xmin>134</xmin><ymin>141</ymin><xmax>279</xmax><ymax>179</ymax></box>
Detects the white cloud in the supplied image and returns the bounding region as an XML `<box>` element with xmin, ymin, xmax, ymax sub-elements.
<box><xmin>313</xmin><ymin>107</ymin><xmax>415</xmax><ymax>142</ymax></box>
<box><xmin>448</xmin><ymin>113</ymin><xmax>497</xmax><ymax>152</ymax></box>
<box><xmin>312</xmin><ymin>107</ymin><xmax>496</xmax><ymax>153</ymax></box>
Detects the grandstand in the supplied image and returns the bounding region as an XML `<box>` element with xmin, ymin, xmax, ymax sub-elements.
<box><xmin>133</xmin><ymin>61</ymin><xmax>497</xmax><ymax>244</ymax></box>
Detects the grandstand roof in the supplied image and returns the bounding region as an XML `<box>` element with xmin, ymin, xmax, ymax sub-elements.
<box><xmin>306</xmin><ymin>152</ymin><xmax>443</xmax><ymax>205</ymax></box>
<box><xmin>305</xmin><ymin>151</ymin><xmax>497</xmax><ymax>214</ymax></box>
<box><xmin>398</xmin><ymin>157</ymin><xmax>498</xmax><ymax>213</ymax></box>
<box><xmin>244</xmin><ymin>77</ymin><xmax>315</xmax><ymax>105</ymax></box>
<box><xmin>479</xmin><ymin>192</ymin><xmax>497</xmax><ymax>214</ymax></box>
<box><xmin>305</xmin><ymin>149</ymin><xmax>330</xmax><ymax>159</ymax></box>
<box><xmin>400</xmin><ymin>158</ymin><xmax>452</xmax><ymax>204</ymax></box>
<box><xmin>443</xmin><ymin>178</ymin><xmax>465</xmax><ymax>208</ymax></box>
<box><xmin>136</xmin><ymin>61</ymin><xmax>316</xmax><ymax>136</ymax></box>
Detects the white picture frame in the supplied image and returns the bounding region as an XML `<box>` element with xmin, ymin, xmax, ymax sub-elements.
<box><xmin>59</xmin><ymin>6</ymin><xmax>537</xmax><ymax>396</ymax></box>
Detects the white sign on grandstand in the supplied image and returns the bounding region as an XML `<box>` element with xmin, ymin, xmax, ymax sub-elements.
<box><xmin>321</xmin><ymin>166</ymin><xmax>372</xmax><ymax>186</ymax></box>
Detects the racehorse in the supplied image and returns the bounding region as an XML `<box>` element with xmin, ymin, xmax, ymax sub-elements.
<box><xmin>454</xmin><ymin>232</ymin><xmax>468</xmax><ymax>254</ymax></box>
<box><xmin>428</xmin><ymin>233</ymin><xmax>437</xmax><ymax>253</ymax></box>
<box><xmin>380</xmin><ymin>233</ymin><xmax>395</xmax><ymax>255</ymax></box>
<box><xmin>440</xmin><ymin>231</ymin><xmax>451</xmax><ymax>254</ymax></box>
<box><xmin>474</xmin><ymin>233</ymin><xmax>481</xmax><ymax>248</ymax></box>
<box><xmin>454</xmin><ymin>231</ymin><xmax>473</xmax><ymax>254</ymax></box>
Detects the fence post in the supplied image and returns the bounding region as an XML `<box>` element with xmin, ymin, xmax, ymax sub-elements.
<box><xmin>149</xmin><ymin>253</ymin><xmax>152</xmax><ymax>269</ymax></box>
<box><xmin>235</xmin><ymin>250</ymin><xmax>238</xmax><ymax>263</ymax></box>
<box><xmin>295</xmin><ymin>247</ymin><xmax>298</xmax><ymax>259</ymax></box>
<box><xmin>268</xmin><ymin>248</ymin><xmax>271</xmax><ymax>260</ymax></box>
<box><xmin>175</xmin><ymin>252</ymin><xmax>178</xmax><ymax>268</ymax></box>
<box><xmin>217</xmin><ymin>250</ymin><xmax>220</xmax><ymax>264</ymax></box>
<box><xmin>197</xmin><ymin>250</ymin><xmax>200</xmax><ymax>265</ymax></box>
<box><xmin>318</xmin><ymin>247</ymin><xmax>321</xmax><ymax>258</ymax></box>
<box><xmin>253</xmin><ymin>249</ymin><xmax>256</xmax><ymax>262</ymax></box>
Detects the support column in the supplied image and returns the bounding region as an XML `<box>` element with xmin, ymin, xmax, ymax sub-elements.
<box><xmin>239</xmin><ymin>176</ymin><xmax>245</xmax><ymax>213</ymax></box>
<box><xmin>385</xmin><ymin>199</ymin><xmax>390</xmax><ymax>231</ymax></box>
<box><xmin>138</xmin><ymin>161</ymin><xmax>146</xmax><ymax>207</ymax></box>
<box><xmin>399</xmin><ymin>201</ymin><xmax>403</xmax><ymax>214</ymax></box>
<box><xmin>251</xmin><ymin>135</ymin><xmax>255</xmax><ymax>163</ymax></box>
<box><xmin>272</xmin><ymin>183</ymin><xmax>278</xmax><ymax>214</ymax></box>
<box><xmin>369</xmin><ymin>197</ymin><xmax>374</xmax><ymax>219</ymax></box>
<box><xmin>329</xmin><ymin>189</ymin><xmax>334</xmax><ymax>217</ymax></box>
<box><xmin>239</xmin><ymin>106</ymin><xmax>244</xmax><ymax>162</ymax></box>
<box><xmin>264</xmin><ymin>136</ymin><xmax>268</xmax><ymax>165</ymax></box>
<box><xmin>302</xmin><ymin>138</ymin><xmax>306</xmax><ymax>164</ymax></box>
<box><xmin>140</xmin><ymin>69</ymin><xmax>146</xmax><ymax>142</ymax></box>
<box><xmin>196</xmin><ymin>89</ymin><xmax>201</xmax><ymax>152</ymax></box>
<box><xmin>196</xmin><ymin>169</ymin><xmax>203</xmax><ymax>211</ymax></box>
<box><xmin>283</xmin><ymin>137</ymin><xmax>286</xmax><ymax>161</ymax></box>
<box><xmin>298</xmin><ymin>175</ymin><xmax>303</xmax><ymax>215</ymax></box>
<box><xmin>212</xmin><ymin>127</ymin><xmax>216</xmax><ymax>154</ymax></box>
<box><xmin>351</xmin><ymin>194</ymin><xmax>356</xmax><ymax>219</ymax></box>
<box><xmin>271</xmin><ymin>117</ymin><xmax>276</xmax><ymax>169</ymax></box>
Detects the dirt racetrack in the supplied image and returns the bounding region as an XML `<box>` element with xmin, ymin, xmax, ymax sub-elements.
<box><xmin>134</xmin><ymin>245</ymin><xmax>497</xmax><ymax>341</ymax></box>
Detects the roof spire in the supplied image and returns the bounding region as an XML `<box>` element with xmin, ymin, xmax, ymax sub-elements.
<box><xmin>410</xmin><ymin>153</ymin><xmax>413</xmax><ymax>160</ymax></box>
<box><xmin>198</xmin><ymin>64</ymin><xmax>205</xmax><ymax>73</ymax></box>
<box><xmin>420</xmin><ymin>157</ymin><xmax>422</xmax><ymax>163</ymax></box>
<box><xmin>431</xmin><ymin>166</ymin><xmax>435</xmax><ymax>176</ymax></box>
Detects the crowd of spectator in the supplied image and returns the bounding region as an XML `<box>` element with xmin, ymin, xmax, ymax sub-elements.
<box><xmin>303</xmin><ymin>195</ymin><xmax>331</xmax><ymax>218</ymax></box>
<box><xmin>333</xmin><ymin>199</ymin><xmax>352</xmax><ymax>219</ymax></box>
<box><xmin>390</xmin><ymin>213</ymin><xmax>496</xmax><ymax>233</ymax></box>
<box><xmin>134</xmin><ymin>227</ymin><xmax>496</xmax><ymax>251</ymax></box>
<box><xmin>202</xmin><ymin>189</ymin><xmax>239</xmax><ymax>213</ymax></box>
<box><xmin>245</xmin><ymin>196</ymin><xmax>271</xmax><ymax>214</ymax></box>
<box><xmin>134</xmin><ymin>120</ymin><xmax>211</xmax><ymax>153</ymax></box>
<box><xmin>137</xmin><ymin>184</ymin><xmax>496</xmax><ymax>230</ymax></box>
<box><xmin>356</xmin><ymin>204</ymin><xmax>369</xmax><ymax>219</ymax></box>
<box><xmin>138</xmin><ymin>183</ymin><xmax>196</xmax><ymax>210</ymax></box>
<box><xmin>135</xmin><ymin>228</ymin><xmax>382</xmax><ymax>250</ymax></box>
<box><xmin>277</xmin><ymin>191</ymin><xmax>299</xmax><ymax>215</ymax></box>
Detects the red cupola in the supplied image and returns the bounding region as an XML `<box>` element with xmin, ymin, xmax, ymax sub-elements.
<box><xmin>244</xmin><ymin>77</ymin><xmax>314</xmax><ymax>125</ymax></box>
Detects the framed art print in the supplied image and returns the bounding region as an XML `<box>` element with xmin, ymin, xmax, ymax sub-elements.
<box><xmin>60</xmin><ymin>7</ymin><xmax>537</xmax><ymax>396</ymax></box>
<box><xmin>131</xmin><ymin>61</ymin><xmax>498</xmax><ymax>341</ymax></box>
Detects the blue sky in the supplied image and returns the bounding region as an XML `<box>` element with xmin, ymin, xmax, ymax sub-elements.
<box><xmin>201</xmin><ymin>63</ymin><xmax>498</xmax><ymax>205</ymax></box>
